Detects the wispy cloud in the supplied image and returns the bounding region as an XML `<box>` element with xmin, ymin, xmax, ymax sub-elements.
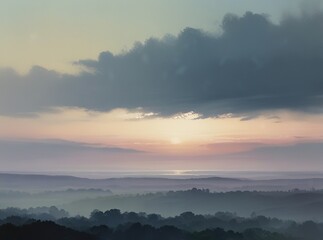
<box><xmin>0</xmin><ymin>138</ymin><xmax>142</xmax><ymax>161</ymax></box>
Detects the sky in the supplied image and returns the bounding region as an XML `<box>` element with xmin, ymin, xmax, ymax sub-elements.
<box><xmin>1</xmin><ymin>0</ymin><xmax>323</xmax><ymax>173</ymax></box>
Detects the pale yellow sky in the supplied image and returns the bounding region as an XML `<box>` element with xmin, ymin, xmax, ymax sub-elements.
<box><xmin>0</xmin><ymin>0</ymin><xmax>305</xmax><ymax>73</ymax></box>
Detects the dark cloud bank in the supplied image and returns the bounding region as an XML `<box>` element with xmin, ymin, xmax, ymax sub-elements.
<box><xmin>1</xmin><ymin>11</ymin><xmax>323</xmax><ymax>117</ymax></box>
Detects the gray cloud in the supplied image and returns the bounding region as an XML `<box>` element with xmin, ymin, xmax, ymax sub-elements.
<box><xmin>200</xmin><ymin>141</ymin><xmax>323</xmax><ymax>170</ymax></box>
<box><xmin>1</xmin><ymin>11</ymin><xmax>323</xmax><ymax>116</ymax></box>
<box><xmin>215</xmin><ymin>141</ymin><xmax>323</xmax><ymax>164</ymax></box>
<box><xmin>249</xmin><ymin>141</ymin><xmax>323</xmax><ymax>161</ymax></box>
<box><xmin>0</xmin><ymin>139</ymin><xmax>141</xmax><ymax>161</ymax></box>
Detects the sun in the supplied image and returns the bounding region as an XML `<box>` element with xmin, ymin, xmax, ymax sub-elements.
<box><xmin>173</xmin><ymin>170</ymin><xmax>185</xmax><ymax>175</ymax></box>
<box><xmin>170</xmin><ymin>137</ymin><xmax>182</xmax><ymax>145</ymax></box>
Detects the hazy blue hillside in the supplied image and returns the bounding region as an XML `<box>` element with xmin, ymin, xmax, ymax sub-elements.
<box><xmin>1</xmin><ymin>208</ymin><xmax>321</xmax><ymax>240</ymax></box>
<box><xmin>3</xmin><ymin>173</ymin><xmax>323</xmax><ymax>222</ymax></box>
<box><xmin>60</xmin><ymin>189</ymin><xmax>323</xmax><ymax>221</ymax></box>
<box><xmin>2</xmin><ymin>173</ymin><xmax>323</xmax><ymax>193</ymax></box>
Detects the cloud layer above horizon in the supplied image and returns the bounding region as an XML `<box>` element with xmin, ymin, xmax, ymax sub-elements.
<box><xmin>1</xmin><ymin>11</ymin><xmax>323</xmax><ymax>117</ymax></box>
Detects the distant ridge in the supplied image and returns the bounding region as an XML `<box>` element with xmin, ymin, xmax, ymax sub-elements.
<box><xmin>1</xmin><ymin>173</ymin><xmax>323</xmax><ymax>193</ymax></box>
<box><xmin>0</xmin><ymin>172</ymin><xmax>241</xmax><ymax>181</ymax></box>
